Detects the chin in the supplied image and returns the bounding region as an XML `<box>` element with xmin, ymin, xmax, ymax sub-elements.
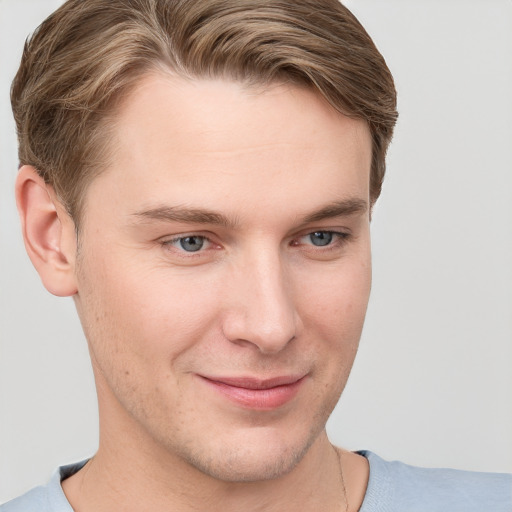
<box><xmin>188</xmin><ymin>447</ymin><xmax>305</xmax><ymax>483</ymax></box>
<box><xmin>175</xmin><ymin>424</ymin><xmax>322</xmax><ymax>483</ymax></box>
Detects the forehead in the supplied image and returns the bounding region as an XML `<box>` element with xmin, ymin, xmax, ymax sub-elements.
<box><xmin>83</xmin><ymin>74</ymin><xmax>372</xmax><ymax>225</ymax></box>
<box><xmin>111</xmin><ymin>73</ymin><xmax>370</xmax><ymax>158</ymax></box>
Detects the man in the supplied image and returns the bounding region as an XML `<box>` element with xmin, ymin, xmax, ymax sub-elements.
<box><xmin>1</xmin><ymin>0</ymin><xmax>511</xmax><ymax>511</ymax></box>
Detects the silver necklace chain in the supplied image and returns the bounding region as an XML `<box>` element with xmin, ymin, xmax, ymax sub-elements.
<box><xmin>333</xmin><ymin>445</ymin><xmax>349</xmax><ymax>512</ymax></box>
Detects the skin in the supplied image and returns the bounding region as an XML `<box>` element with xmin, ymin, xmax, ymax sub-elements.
<box><xmin>17</xmin><ymin>75</ymin><xmax>372</xmax><ymax>511</ymax></box>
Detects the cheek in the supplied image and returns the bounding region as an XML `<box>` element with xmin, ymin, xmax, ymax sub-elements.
<box><xmin>75</xmin><ymin>252</ymin><xmax>224</xmax><ymax>368</ymax></box>
<box><xmin>298</xmin><ymin>255</ymin><xmax>371</xmax><ymax>333</ymax></box>
<box><xmin>296</xmin><ymin>253</ymin><xmax>371</xmax><ymax>387</ymax></box>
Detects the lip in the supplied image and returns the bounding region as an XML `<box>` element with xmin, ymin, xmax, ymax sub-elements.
<box><xmin>198</xmin><ymin>374</ymin><xmax>306</xmax><ymax>410</ymax></box>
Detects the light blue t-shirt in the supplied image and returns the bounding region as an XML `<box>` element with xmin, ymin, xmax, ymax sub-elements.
<box><xmin>1</xmin><ymin>451</ymin><xmax>511</xmax><ymax>511</ymax></box>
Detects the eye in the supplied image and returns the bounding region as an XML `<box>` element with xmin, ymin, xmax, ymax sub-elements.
<box><xmin>299</xmin><ymin>230</ymin><xmax>346</xmax><ymax>247</ymax></box>
<box><xmin>308</xmin><ymin>231</ymin><xmax>334</xmax><ymax>247</ymax></box>
<box><xmin>291</xmin><ymin>230</ymin><xmax>351</xmax><ymax>254</ymax></box>
<box><xmin>164</xmin><ymin>235</ymin><xmax>209</xmax><ymax>252</ymax></box>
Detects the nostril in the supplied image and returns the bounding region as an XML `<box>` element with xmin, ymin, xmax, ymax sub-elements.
<box><xmin>222</xmin><ymin>308</ymin><xmax>298</xmax><ymax>354</ymax></box>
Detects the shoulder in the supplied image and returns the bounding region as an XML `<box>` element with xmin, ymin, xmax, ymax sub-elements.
<box><xmin>0</xmin><ymin>485</ymin><xmax>49</xmax><ymax>512</ymax></box>
<box><xmin>358</xmin><ymin>450</ymin><xmax>512</xmax><ymax>512</ymax></box>
<box><xmin>0</xmin><ymin>461</ymin><xmax>87</xmax><ymax>512</ymax></box>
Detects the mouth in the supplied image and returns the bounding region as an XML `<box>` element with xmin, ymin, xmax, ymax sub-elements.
<box><xmin>198</xmin><ymin>374</ymin><xmax>307</xmax><ymax>410</ymax></box>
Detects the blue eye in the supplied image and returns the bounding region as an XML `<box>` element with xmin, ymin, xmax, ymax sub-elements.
<box><xmin>308</xmin><ymin>231</ymin><xmax>334</xmax><ymax>246</ymax></box>
<box><xmin>177</xmin><ymin>236</ymin><xmax>206</xmax><ymax>252</ymax></box>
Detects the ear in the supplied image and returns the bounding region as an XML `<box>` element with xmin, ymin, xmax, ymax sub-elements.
<box><xmin>15</xmin><ymin>165</ymin><xmax>78</xmax><ymax>297</ymax></box>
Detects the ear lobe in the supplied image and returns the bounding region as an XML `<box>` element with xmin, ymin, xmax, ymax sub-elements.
<box><xmin>15</xmin><ymin>165</ymin><xmax>78</xmax><ymax>297</ymax></box>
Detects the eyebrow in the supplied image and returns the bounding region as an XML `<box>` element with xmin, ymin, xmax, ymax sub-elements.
<box><xmin>131</xmin><ymin>206</ymin><xmax>237</xmax><ymax>228</ymax></box>
<box><xmin>300</xmin><ymin>198</ymin><xmax>368</xmax><ymax>223</ymax></box>
<box><xmin>130</xmin><ymin>198</ymin><xmax>368</xmax><ymax>228</ymax></box>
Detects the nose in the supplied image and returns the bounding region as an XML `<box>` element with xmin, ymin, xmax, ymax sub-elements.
<box><xmin>222</xmin><ymin>248</ymin><xmax>300</xmax><ymax>354</ymax></box>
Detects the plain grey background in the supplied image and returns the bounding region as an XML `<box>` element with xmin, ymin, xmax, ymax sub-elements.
<box><xmin>1</xmin><ymin>0</ymin><xmax>511</xmax><ymax>503</ymax></box>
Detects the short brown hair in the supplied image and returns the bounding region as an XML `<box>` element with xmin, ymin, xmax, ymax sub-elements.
<box><xmin>11</xmin><ymin>0</ymin><xmax>398</xmax><ymax>224</ymax></box>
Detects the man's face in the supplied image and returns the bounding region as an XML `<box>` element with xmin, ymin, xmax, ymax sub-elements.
<box><xmin>73</xmin><ymin>75</ymin><xmax>372</xmax><ymax>482</ymax></box>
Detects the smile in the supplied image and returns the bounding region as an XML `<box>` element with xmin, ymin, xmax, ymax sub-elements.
<box><xmin>198</xmin><ymin>375</ymin><xmax>307</xmax><ymax>410</ymax></box>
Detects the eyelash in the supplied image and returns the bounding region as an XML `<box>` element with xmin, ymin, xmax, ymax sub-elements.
<box><xmin>161</xmin><ymin>230</ymin><xmax>351</xmax><ymax>256</ymax></box>
<box><xmin>293</xmin><ymin>230</ymin><xmax>350</xmax><ymax>250</ymax></box>
<box><xmin>162</xmin><ymin>235</ymin><xmax>215</xmax><ymax>254</ymax></box>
